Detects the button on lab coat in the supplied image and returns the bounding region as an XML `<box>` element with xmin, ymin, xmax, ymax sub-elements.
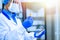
<box><xmin>0</xmin><ymin>13</ymin><xmax>36</xmax><ymax>40</ymax></box>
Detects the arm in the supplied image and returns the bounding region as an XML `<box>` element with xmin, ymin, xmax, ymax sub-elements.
<box><xmin>22</xmin><ymin>16</ymin><xmax>37</xmax><ymax>40</ymax></box>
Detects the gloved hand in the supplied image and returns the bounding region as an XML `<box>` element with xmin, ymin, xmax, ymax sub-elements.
<box><xmin>34</xmin><ymin>29</ymin><xmax>45</xmax><ymax>38</ymax></box>
<box><xmin>22</xmin><ymin>16</ymin><xmax>33</xmax><ymax>29</ymax></box>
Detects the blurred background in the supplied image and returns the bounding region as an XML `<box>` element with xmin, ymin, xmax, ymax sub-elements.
<box><xmin>0</xmin><ymin>0</ymin><xmax>60</xmax><ymax>40</ymax></box>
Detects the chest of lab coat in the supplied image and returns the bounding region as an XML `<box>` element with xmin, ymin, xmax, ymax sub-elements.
<box><xmin>0</xmin><ymin>13</ymin><xmax>36</xmax><ymax>40</ymax></box>
<box><xmin>0</xmin><ymin>13</ymin><xmax>25</xmax><ymax>40</ymax></box>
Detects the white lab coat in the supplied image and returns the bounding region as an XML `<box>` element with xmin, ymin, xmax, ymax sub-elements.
<box><xmin>0</xmin><ymin>13</ymin><xmax>36</xmax><ymax>40</ymax></box>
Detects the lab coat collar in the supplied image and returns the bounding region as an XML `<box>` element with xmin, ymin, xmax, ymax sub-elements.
<box><xmin>11</xmin><ymin>13</ymin><xmax>17</xmax><ymax>24</ymax></box>
<box><xmin>2</xmin><ymin>9</ymin><xmax>17</xmax><ymax>24</ymax></box>
<box><xmin>2</xmin><ymin>9</ymin><xmax>12</xmax><ymax>20</ymax></box>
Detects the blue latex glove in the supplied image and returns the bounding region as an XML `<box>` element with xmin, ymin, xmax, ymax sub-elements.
<box><xmin>22</xmin><ymin>16</ymin><xmax>33</xmax><ymax>29</ymax></box>
<box><xmin>34</xmin><ymin>30</ymin><xmax>45</xmax><ymax>38</ymax></box>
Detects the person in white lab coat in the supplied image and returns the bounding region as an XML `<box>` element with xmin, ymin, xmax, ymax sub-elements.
<box><xmin>0</xmin><ymin>0</ymin><xmax>36</xmax><ymax>40</ymax></box>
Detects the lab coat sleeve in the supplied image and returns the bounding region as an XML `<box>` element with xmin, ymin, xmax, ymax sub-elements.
<box><xmin>4</xmin><ymin>30</ymin><xmax>21</xmax><ymax>40</ymax></box>
<box><xmin>18</xmin><ymin>18</ymin><xmax>36</xmax><ymax>40</ymax></box>
<box><xmin>24</xmin><ymin>31</ymin><xmax>37</xmax><ymax>40</ymax></box>
<box><xmin>3</xmin><ymin>25</ymin><xmax>36</xmax><ymax>40</ymax></box>
<box><xmin>0</xmin><ymin>18</ymin><xmax>9</xmax><ymax>40</ymax></box>
<box><xmin>4</xmin><ymin>28</ymin><xmax>25</xmax><ymax>40</ymax></box>
<box><xmin>21</xmin><ymin>26</ymin><xmax>36</xmax><ymax>40</ymax></box>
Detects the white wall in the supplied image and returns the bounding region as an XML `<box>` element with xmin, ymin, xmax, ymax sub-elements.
<box><xmin>54</xmin><ymin>0</ymin><xmax>60</xmax><ymax>40</ymax></box>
